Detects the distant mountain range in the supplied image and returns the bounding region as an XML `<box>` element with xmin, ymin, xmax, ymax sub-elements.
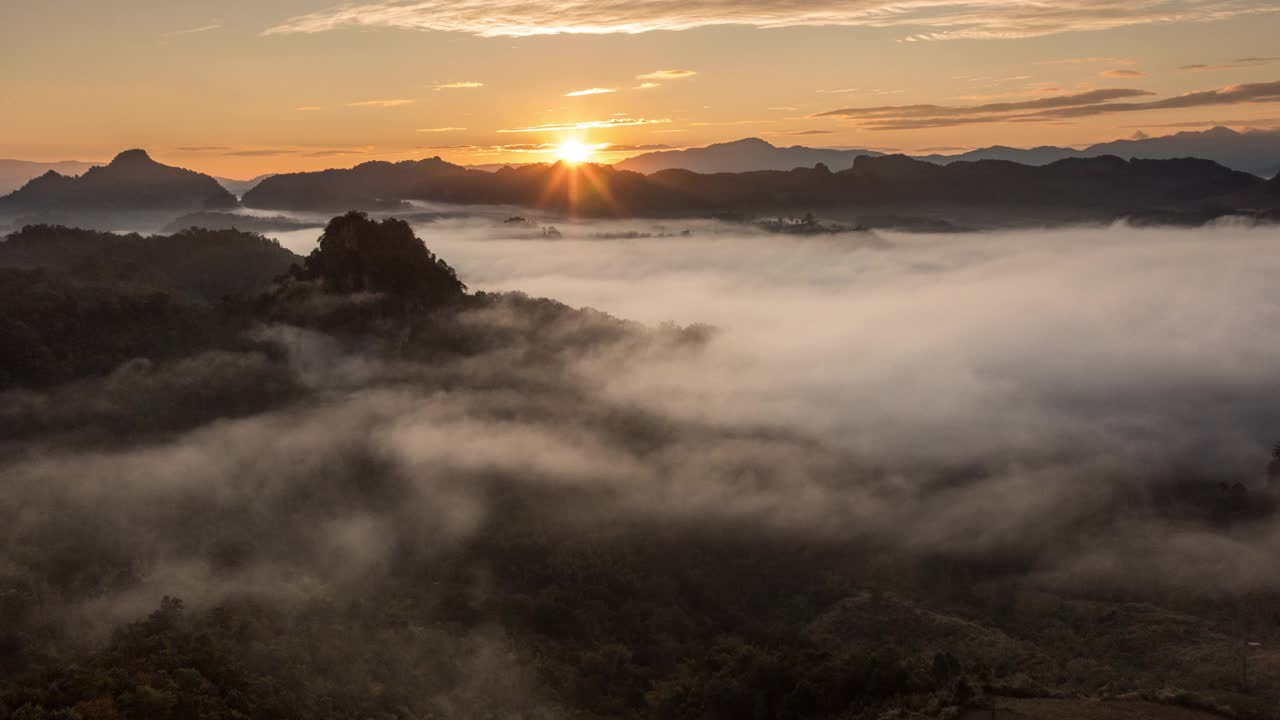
<box><xmin>214</xmin><ymin>174</ymin><xmax>274</xmax><ymax>198</ymax></box>
<box><xmin>0</xmin><ymin>150</ymin><xmax>238</xmax><ymax>230</ymax></box>
<box><xmin>616</xmin><ymin>127</ymin><xmax>1280</xmax><ymax>179</ymax></box>
<box><xmin>0</xmin><ymin>159</ymin><xmax>100</xmax><ymax>196</ymax></box>
<box><xmin>241</xmin><ymin>152</ymin><xmax>1277</xmax><ymax>226</ymax></box>
<box><xmin>615</xmin><ymin>138</ymin><xmax>886</xmax><ymax>174</ymax></box>
<box><xmin>0</xmin><ymin>157</ymin><xmax>272</xmax><ymax>200</ymax></box>
<box><xmin>4</xmin><ymin>145</ymin><xmax>1277</xmax><ymax>232</ymax></box>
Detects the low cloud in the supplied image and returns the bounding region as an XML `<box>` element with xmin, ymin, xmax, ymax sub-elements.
<box><xmin>1101</xmin><ymin>69</ymin><xmax>1147</xmax><ymax>78</ymax></box>
<box><xmin>565</xmin><ymin>87</ymin><xmax>615</xmax><ymax>97</ymax></box>
<box><xmin>497</xmin><ymin>117</ymin><xmax>671</xmax><ymax>133</ymax></box>
<box><xmin>1037</xmin><ymin>56</ymin><xmax>1136</xmax><ymax>66</ymax></box>
<box><xmin>767</xmin><ymin>129</ymin><xmax>834</xmax><ymax>136</ymax></box>
<box><xmin>162</xmin><ymin>21</ymin><xmax>223</xmax><ymax>37</ymax></box>
<box><xmin>263</xmin><ymin>0</ymin><xmax>1280</xmax><ymax>41</ymax></box>
<box><xmin>1181</xmin><ymin>57</ymin><xmax>1279</xmax><ymax>72</ymax></box>
<box><xmin>818</xmin><ymin>80</ymin><xmax>1280</xmax><ymax>130</ymax></box>
<box><xmin>596</xmin><ymin>143</ymin><xmax>675</xmax><ymax>152</ymax></box>
<box><xmin>347</xmin><ymin>98</ymin><xmax>416</xmax><ymax>108</ymax></box>
<box><xmin>637</xmin><ymin>69</ymin><xmax>696</xmax><ymax>80</ymax></box>
<box><xmin>433</xmin><ymin>81</ymin><xmax>485</xmax><ymax>89</ymax></box>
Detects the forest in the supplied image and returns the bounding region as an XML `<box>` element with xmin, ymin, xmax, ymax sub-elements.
<box><xmin>1</xmin><ymin>214</ymin><xmax>1278</xmax><ymax>720</ymax></box>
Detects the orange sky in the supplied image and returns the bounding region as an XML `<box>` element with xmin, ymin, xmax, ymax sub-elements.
<box><xmin>2</xmin><ymin>1</ymin><xmax>1279</xmax><ymax>178</ymax></box>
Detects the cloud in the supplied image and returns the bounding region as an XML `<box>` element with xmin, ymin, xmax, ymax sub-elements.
<box><xmin>177</xmin><ymin>145</ymin><xmax>380</xmax><ymax>157</ymax></box>
<box><xmin>595</xmin><ymin>143</ymin><xmax>676</xmax><ymax>152</ymax></box>
<box><xmin>347</xmin><ymin>99</ymin><xmax>416</xmax><ymax>108</ymax></box>
<box><xmin>162</xmin><ymin>21</ymin><xmax>223</xmax><ymax>37</ymax></box>
<box><xmin>565</xmin><ymin>87</ymin><xmax>615</xmax><ymax>97</ymax></box>
<box><xmin>1122</xmin><ymin>117</ymin><xmax>1280</xmax><ymax>129</ymax></box>
<box><xmin>1181</xmin><ymin>57</ymin><xmax>1279</xmax><ymax>72</ymax></box>
<box><xmin>497</xmin><ymin>117</ymin><xmax>671</xmax><ymax>133</ymax></box>
<box><xmin>636</xmin><ymin>69</ymin><xmax>696</xmax><ymax>80</ymax></box>
<box><xmin>1037</xmin><ymin>56</ymin><xmax>1135</xmax><ymax>66</ymax></box>
<box><xmin>433</xmin><ymin>81</ymin><xmax>485</xmax><ymax>89</ymax></box>
<box><xmin>1101</xmin><ymin>69</ymin><xmax>1147</xmax><ymax>78</ymax></box>
<box><xmin>635</xmin><ymin>82</ymin><xmax>662</xmax><ymax>90</ymax></box>
<box><xmin>224</xmin><ymin>149</ymin><xmax>297</xmax><ymax>157</ymax></box>
<box><xmin>295</xmin><ymin>105</ymin><xmax>324</xmax><ymax>111</ymax></box>
<box><xmin>417</xmin><ymin>127</ymin><xmax>468</xmax><ymax>132</ymax></box>
<box><xmin>262</xmin><ymin>0</ymin><xmax>1280</xmax><ymax>41</ymax></box>
<box><xmin>817</xmin><ymin>81</ymin><xmax>1280</xmax><ymax>130</ymax></box>
<box><xmin>766</xmin><ymin>129</ymin><xmax>835</xmax><ymax>136</ymax></box>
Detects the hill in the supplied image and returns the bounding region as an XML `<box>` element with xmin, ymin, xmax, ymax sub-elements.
<box><xmin>243</xmin><ymin>156</ymin><xmax>476</xmax><ymax>211</ymax></box>
<box><xmin>0</xmin><ymin>149</ymin><xmax>237</xmax><ymax>229</ymax></box>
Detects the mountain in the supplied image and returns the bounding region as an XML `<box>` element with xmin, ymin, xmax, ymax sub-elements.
<box><xmin>215</xmin><ymin>174</ymin><xmax>275</xmax><ymax>198</ymax></box>
<box><xmin>913</xmin><ymin>145</ymin><xmax>1079</xmax><ymax>166</ymax></box>
<box><xmin>0</xmin><ymin>150</ymin><xmax>237</xmax><ymax>228</ymax></box>
<box><xmin>616</xmin><ymin>128</ymin><xmax>1280</xmax><ymax>178</ymax></box>
<box><xmin>920</xmin><ymin>127</ymin><xmax>1280</xmax><ymax>178</ymax></box>
<box><xmin>0</xmin><ymin>159</ymin><xmax>100</xmax><ymax>195</ymax></box>
<box><xmin>615</xmin><ymin>138</ymin><xmax>883</xmax><ymax>174</ymax></box>
<box><xmin>242</xmin><ymin>151</ymin><xmax>1271</xmax><ymax>227</ymax></box>
<box><xmin>1082</xmin><ymin>127</ymin><xmax>1280</xmax><ymax>179</ymax></box>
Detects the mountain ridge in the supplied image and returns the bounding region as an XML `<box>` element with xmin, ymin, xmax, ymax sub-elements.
<box><xmin>618</xmin><ymin>126</ymin><xmax>1280</xmax><ymax>178</ymax></box>
<box><xmin>0</xmin><ymin>150</ymin><xmax>237</xmax><ymax>229</ymax></box>
<box><xmin>242</xmin><ymin>151</ymin><xmax>1275</xmax><ymax>225</ymax></box>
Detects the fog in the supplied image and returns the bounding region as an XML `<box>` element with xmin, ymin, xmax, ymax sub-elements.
<box><xmin>7</xmin><ymin>219</ymin><xmax>1280</xmax><ymax>637</ymax></box>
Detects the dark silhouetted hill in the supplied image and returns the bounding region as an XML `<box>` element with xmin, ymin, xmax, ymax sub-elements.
<box><xmin>0</xmin><ymin>158</ymin><xmax>100</xmax><ymax>195</ymax></box>
<box><xmin>244</xmin><ymin>157</ymin><xmax>476</xmax><ymax>211</ymax></box>
<box><xmin>243</xmin><ymin>152</ymin><xmax>1270</xmax><ymax>224</ymax></box>
<box><xmin>0</xmin><ymin>150</ymin><xmax>237</xmax><ymax>227</ymax></box>
<box><xmin>615</xmin><ymin>137</ymin><xmax>883</xmax><ymax>174</ymax></box>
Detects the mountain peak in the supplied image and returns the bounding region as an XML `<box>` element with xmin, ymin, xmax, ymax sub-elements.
<box><xmin>109</xmin><ymin>149</ymin><xmax>157</xmax><ymax>166</ymax></box>
<box><xmin>720</xmin><ymin>137</ymin><xmax>774</xmax><ymax>148</ymax></box>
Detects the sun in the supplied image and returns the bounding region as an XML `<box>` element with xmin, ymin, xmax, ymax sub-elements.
<box><xmin>555</xmin><ymin>139</ymin><xmax>592</xmax><ymax>165</ymax></box>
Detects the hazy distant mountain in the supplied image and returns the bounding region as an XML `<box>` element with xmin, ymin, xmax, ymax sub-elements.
<box><xmin>1083</xmin><ymin>127</ymin><xmax>1280</xmax><ymax>179</ymax></box>
<box><xmin>922</xmin><ymin>127</ymin><xmax>1280</xmax><ymax>178</ymax></box>
<box><xmin>0</xmin><ymin>159</ymin><xmax>100</xmax><ymax>195</ymax></box>
<box><xmin>215</xmin><ymin>174</ymin><xmax>275</xmax><ymax>198</ymax></box>
<box><xmin>913</xmin><ymin>145</ymin><xmax>1079</xmax><ymax>166</ymax></box>
<box><xmin>0</xmin><ymin>150</ymin><xmax>237</xmax><ymax>226</ymax></box>
<box><xmin>241</xmin><ymin>150</ymin><xmax>1273</xmax><ymax>227</ymax></box>
<box><xmin>618</xmin><ymin>128</ymin><xmax>1280</xmax><ymax>178</ymax></box>
<box><xmin>615</xmin><ymin>138</ymin><xmax>883</xmax><ymax>174</ymax></box>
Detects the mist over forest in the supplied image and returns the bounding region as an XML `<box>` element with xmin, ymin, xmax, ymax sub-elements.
<box><xmin>3</xmin><ymin>209</ymin><xmax>1280</xmax><ymax>720</ymax></box>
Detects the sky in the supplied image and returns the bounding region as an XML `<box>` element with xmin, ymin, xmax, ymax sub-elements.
<box><xmin>2</xmin><ymin>0</ymin><xmax>1280</xmax><ymax>178</ymax></box>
